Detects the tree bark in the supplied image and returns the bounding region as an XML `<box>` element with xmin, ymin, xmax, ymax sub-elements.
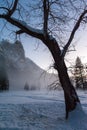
<box><xmin>56</xmin><ymin>60</ymin><xmax>80</xmax><ymax>119</ymax></box>
<box><xmin>42</xmin><ymin>36</ymin><xmax>80</xmax><ymax>119</ymax></box>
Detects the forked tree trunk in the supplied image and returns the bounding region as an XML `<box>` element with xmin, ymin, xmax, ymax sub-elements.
<box><xmin>55</xmin><ymin>60</ymin><xmax>80</xmax><ymax>119</ymax></box>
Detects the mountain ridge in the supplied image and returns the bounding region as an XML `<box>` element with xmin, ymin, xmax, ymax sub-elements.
<box><xmin>0</xmin><ymin>40</ymin><xmax>58</xmax><ymax>90</ymax></box>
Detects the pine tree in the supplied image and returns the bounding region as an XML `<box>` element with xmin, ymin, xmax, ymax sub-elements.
<box><xmin>0</xmin><ymin>47</ymin><xmax>9</xmax><ymax>91</ymax></box>
<box><xmin>24</xmin><ymin>82</ymin><xmax>29</xmax><ymax>90</ymax></box>
<box><xmin>74</xmin><ymin>57</ymin><xmax>84</xmax><ymax>89</ymax></box>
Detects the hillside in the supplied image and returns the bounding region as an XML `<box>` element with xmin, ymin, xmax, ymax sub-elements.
<box><xmin>0</xmin><ymin>40</ymin><xmax>58</xmax><ymax>90</ymax></box>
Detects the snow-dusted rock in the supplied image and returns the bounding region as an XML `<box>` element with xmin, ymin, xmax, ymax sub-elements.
<box><xmin>0</xmin><ymin>40</ymin><xmax>58</xmax><ymax>90</ymax></box>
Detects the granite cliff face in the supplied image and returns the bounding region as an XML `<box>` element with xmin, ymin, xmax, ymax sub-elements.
<box><xmin>0</xmin><ymin>40</ymin><xmax>57</xmax><ymax>90</ymax></box>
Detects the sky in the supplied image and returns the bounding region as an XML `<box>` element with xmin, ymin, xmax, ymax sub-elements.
<box><xmin>66</xmin><ymin>27</ymin><xmax>87</xmax><ymax>67</ymax></box>
<box><xmin>19</xmin><ymin>24</ymin><xmax>87</xmax><ymax>70</ymax></box>
<box><xmin>18</xmin><ymin>28</ymin><xmax>87</xmax><ymax>70</ymax></box>
<box><xmin>0</xmin><ymin>18</ymin><xmax>87</xmax><ymax>71</ymax></box>
<box><xmin>0</xmin><ymin>0</ymin><xmax>87</xmax><ymax>71</ymax></box>
<box><xmin>21</xmin><ymin>36</ymin><xmax>53</xmax><ymax>70</ymax></box>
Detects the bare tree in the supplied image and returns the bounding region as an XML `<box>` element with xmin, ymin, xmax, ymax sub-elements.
<box><xmin>0</xmin><ymin>0</ymin><xmax>87</xmax><ymax>119</ymax></box>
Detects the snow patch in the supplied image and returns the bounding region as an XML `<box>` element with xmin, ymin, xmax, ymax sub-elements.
<box><xmin>0</xmin><ymin>90</ymin><xmax>87</xmax><ymax>130</ymax></box>
<box><xmin>12</xmin><ymin>17</ymin><xmax>43</xmax><ymax>34</ymax></box>
<box><xmin>68</xmin><ymin>102</ymin><xmax>87</xmax><ymax>130</ymax></box>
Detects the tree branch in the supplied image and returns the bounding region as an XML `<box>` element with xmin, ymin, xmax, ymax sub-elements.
<box><xmin>7</xmin><ymin>0</ymin><xmax>18</xmax><ymax>16</ymax></box>
<box><xmin>0</xmin><ymin>7</ymin><xmax>9</xmax><ymax>12</ymax></box>
<box><xmin>61</xmin><ymin>9</ymin><xmax>87</xmax><ymax>58</ymax></box>
<box><xmin>16</xmin><ymin>29</ymin><xmax>24</xmax><ymax>35</ymax></box>
<box><xmin>0</xmin><ymin>15</ymin><xmax>44</xmax><ymax>40</ymax></box>
<box><xmin>0</xmin><ymin>14</ymin><xmax>6</xmax><ymax>19</ymax></box>
<box><xmin>43</xmin><ymin>0</ymin><xmax>49</xmax><ymax>35</ymax></box>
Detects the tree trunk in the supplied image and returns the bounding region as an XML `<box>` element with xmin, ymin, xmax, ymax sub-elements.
<box><xmin>55</xmin><ymin>60</ymin><xmax>80</xmax><ymax>119</ymax></box>
<box><xmin>42</xmin><ymin>36</ymin><xmax>80</xmax><ymax>119</ymax></box>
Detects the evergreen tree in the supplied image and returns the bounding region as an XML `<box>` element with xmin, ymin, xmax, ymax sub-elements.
<box><xmin>0</xmin><ymin>47</ymin><xmax>9</xmax><ymax>90</ymax></box>
<box><xmin>74</xmin><ymin>57</ymin><xmax>85</xmax><ymax>89</ymax></box>
<box><xmin>24</xmin><ymin>82</ymin><xmax>29</xmax><ymax>90</ymax></box>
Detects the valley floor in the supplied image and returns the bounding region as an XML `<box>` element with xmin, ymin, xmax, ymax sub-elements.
<box><xmin>0</xmin><ymin>90</ymin><xmax>87</xmax><ymax>130</ymax></box>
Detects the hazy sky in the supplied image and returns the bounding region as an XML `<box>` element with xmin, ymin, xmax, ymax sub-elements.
<box><xmin>0</xmin><ymin>19</ymin><xmax>87</xmax><ymax>70</ymax></box>
<box><xmin>66</xmin><ymin>27</ymin><xmax>87</xmax><ymax>67</ymax></box>
<box><xmin>21</xmin><ymin>36</ymin><xmax>53</xmax><ymax>70</ymax></box>
<box><xmin>21</xmin><ymin>28</ymin><xmax>87</xmax><ymax>70</ymax></box>
<box><xmin>20</xmin><ymin>23</ymin><xmax>87</xmax><ymax>69</ymax></box>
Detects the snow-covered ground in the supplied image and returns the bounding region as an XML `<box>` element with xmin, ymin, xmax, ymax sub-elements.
<box><xmin>0</xmin><ymin>90</ymin><xmax>87</xmax><ymax>130</ymax></box>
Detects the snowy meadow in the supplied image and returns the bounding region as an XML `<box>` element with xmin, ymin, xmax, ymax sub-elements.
<box><xmin>0</xmin><ymin>90</ymin><xmax>87</xmax><ymax>130</ymax></box>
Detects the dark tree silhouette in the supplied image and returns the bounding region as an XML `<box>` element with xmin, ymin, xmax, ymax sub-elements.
<box><xmin>0</xmin><ymin>48</ymin><xmax>9</xmax><ymax>90</ymax></box>
<box><xmin>24</xmin><ymin>82</ymin><xmax>29</xmax><ymax>90</ymax></box>
<box><xmin>0</xmin><ymin>0</ymin><xmax>87</xmax><ymax>118</ymax></box>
